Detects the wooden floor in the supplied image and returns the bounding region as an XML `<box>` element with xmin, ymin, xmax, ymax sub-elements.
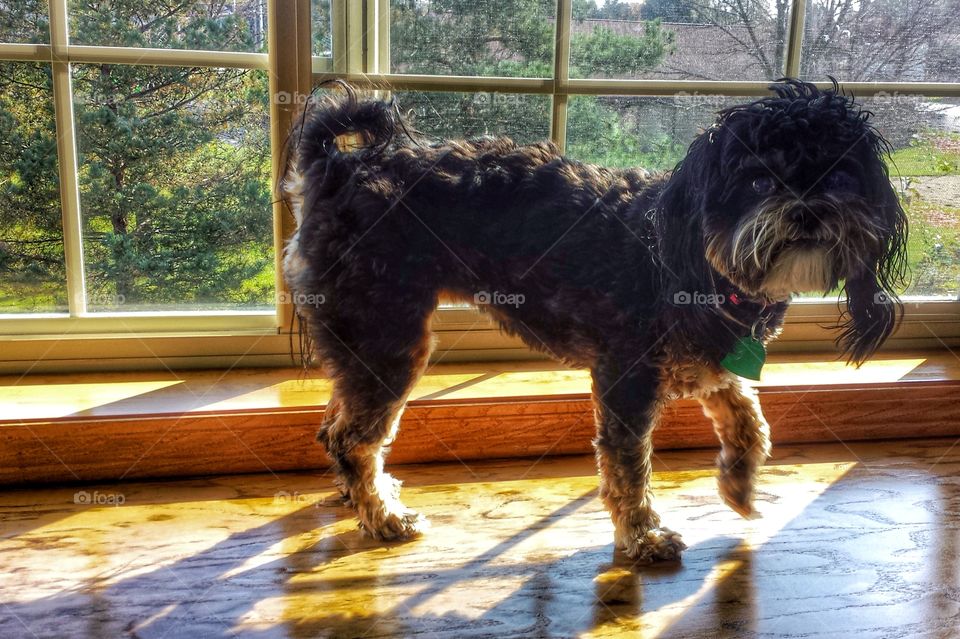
<box><xmin>1</xmin><ymin>438</ymin><xmax>959</xmax><ymax>638</ymax></box>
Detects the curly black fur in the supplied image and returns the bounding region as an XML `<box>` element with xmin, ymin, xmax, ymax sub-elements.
<box><xmin>281</xmin><ymin>78</ymin><xmax>908</xmax><ymax>561</ymax></box>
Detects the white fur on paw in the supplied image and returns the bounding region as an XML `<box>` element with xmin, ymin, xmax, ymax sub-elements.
<box><xmin>620</xmin><ymin>527</ymin><xmax>687</xmax><ymax>563</ymax></box>
<box><xmin>362</xmin><ymin>510</ymin><xmax>429</xmax><ymax>541</ymax></box>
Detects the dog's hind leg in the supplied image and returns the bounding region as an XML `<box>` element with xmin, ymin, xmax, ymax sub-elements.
<box><xmin>698</xmin><ymin>378</ymin><xmax>771</xmax><ymax>517</ymax></box>
<box><xmin>313</xmin><ymin>295</ymin><xmax>435</xmax><ymax>541</ymax></box>
<box><xmin>592</xmin><ymin>357</ymin><xmax>687</xmax><ymax>563</ymax></box>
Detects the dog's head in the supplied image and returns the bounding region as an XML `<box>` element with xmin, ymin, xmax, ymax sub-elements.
<box><xmin>657</xmin><ymin>78</ymin><xmax>908</xmax><ymax>364</ymax></box>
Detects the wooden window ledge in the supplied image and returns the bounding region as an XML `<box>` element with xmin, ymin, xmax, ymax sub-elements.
<box><xmin>3</xmin><ymin>350</ymin><xmax>960</xmax><ymax>486</ymax></box>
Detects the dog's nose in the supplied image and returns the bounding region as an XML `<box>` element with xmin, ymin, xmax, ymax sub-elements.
<box><xmin>788</xmin><ymin>207</ymin><xmax>821</xmax><ymax>234</ymax></box>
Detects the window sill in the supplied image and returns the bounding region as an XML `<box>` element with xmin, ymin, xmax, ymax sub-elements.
<box><xmin>3</xmin><ymin>349</ymin><xmax>959</xmax><ymax>485</ymax></box>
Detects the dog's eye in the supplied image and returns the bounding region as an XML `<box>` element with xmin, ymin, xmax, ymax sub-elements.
<box><xmin>824</xmin><ymin>170</ymin><xmax>857</xmax><ymax>190</ymax></box>
<box><xmin>751</xmin><ymin>176</ymin><xmax>776</xmax><ymax>195</ymax></box>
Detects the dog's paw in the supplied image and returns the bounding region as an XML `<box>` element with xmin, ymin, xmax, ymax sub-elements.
<box><xmin>362</xmin><ymin>510</ymin><xmax>429</xmax><ymax>541</ymax></box>
<box><xmin>717</xmin><ymin>468</ymin><xmax>757</xmax><ymax>518</ymax></box>
<box><xmin>619</xmin><ymin>526</ymin><xmax>686</xmax><ymax>563</ymax></box>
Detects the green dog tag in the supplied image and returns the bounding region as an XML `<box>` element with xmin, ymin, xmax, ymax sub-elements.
<box><xmin>721</xmin><ymin>336</ymin><xmax>766</xmax><ymax>381</ymax></box>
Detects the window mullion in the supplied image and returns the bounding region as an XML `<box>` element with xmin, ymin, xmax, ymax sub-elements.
<box><xmin>48</xmin><ymin>0</ymin><xmax>87</xmax><ymax>316</ymax></box>
<box><xmin>331</xmin><ymin>0</ymin><xmax>347</xmax><ymax>73</ymax></box>
<box><xmin>784</xmin><ymin>0</ymin><xmax>807</xmax><ymax>77</ymax></box>
<box><xmin>374</xmin><ymin>0</ymin><xmax>389</xmax><ymax>74</ymax></box>
<box><xmin>269</xmin><ymin>0</ymin><xmax>313</xmax><ymax>334</ymax></box>
<box><xmin>550</xmin><ymin>0</ymin><xmax>572</xmax><ymax>152</ymax></box>
<box><xmin>345</xmin><ymin>0</ymin><xmax>364</xmax><ymax>74</ymax></box>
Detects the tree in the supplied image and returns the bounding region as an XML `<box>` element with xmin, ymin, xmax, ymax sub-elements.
<box><xmin>649</xmin><ymin>0</ymin><xmax>960</xmax><ymax>82</ymax></box>
<box><xmin>389</xmin><ymin>0</ymin><xmax>672</xmax><ymax>153</ymax></box>
<box><xmin>0</xmin><ymin>1</ymin><xmax>274</xmax><ymax>312</ymax></box>
<box><xmin>0</xmin><ymin>62</ymin><xmax>64</xmax><ymax>312</ymax></box>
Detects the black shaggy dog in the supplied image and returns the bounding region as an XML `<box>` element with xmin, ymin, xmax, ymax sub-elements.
<box><xmin>282</xmin><ymin>79</ymin><xmax>907</xmax><ymax>562</ymax></box>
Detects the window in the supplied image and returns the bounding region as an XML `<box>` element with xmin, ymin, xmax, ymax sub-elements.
<box><xmin>1</xmin><ymin>0</ymin><xmax>958</xmax><ymax>372</ymax></box>
<box><xmin>314</xmin><ymin>0</ymin><xmax>959</xmax><ymax>354</ymax></box>
<box><xmin>0</xmin><ymin>0</ymin><xmax>290</xmax><ymax>370</ymax></box>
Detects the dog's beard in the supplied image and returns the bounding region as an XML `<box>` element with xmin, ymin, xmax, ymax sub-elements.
<box><xmin>705</xmin><ymin>194</ymin><xmax>886</xmax><ymax>301</ymax></box>
<box><xmin>761</xmin><ymin>246</ymin><xmax>833</xmax><ymax>300</ymax></box>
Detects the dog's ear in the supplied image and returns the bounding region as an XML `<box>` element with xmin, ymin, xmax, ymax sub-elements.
<box><xmin>837</xmin><ymin>144</ymin><xmax>909</xmax><ymax>366</ymax></box>
<box><xmin>837</xmin><ymin>272</ymin><xmax>898</xmax><ymax>366</ymax></box>
<box><xmin>655</xmin><ymin>131</ymin><xmax>718</xmax><ymax>301</ymax></box>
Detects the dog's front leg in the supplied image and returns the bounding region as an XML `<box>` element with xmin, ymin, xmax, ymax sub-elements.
<box><xmin>698</xmin><ymin>378</ymin><xmax>771</xmax><ymax>517</ymax></box>
<box><xmin>592</xmin><ymin>359</ymin><xmax>686</xmax><ymax>563</ymax></box>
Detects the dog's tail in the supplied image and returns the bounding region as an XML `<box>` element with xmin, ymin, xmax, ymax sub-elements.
<box><xmin>283</xmin><ymin>81</ymin><xmax>411</xmax><ymax>192</ymax></box>
<box><xmin>280</xmin><ymin>81</ymin><xmax>412</xmax><ymax>367</ymax></box>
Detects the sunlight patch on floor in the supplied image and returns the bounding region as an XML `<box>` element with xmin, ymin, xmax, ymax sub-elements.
<box><xmin>759</xmin><ymin>357</ymin><xmax>926</xmax><ymax>385</ymax></box>
<box><xmin>5</xmin><ymin>380</ymin><xmax>184</xmax><ymax>419</ymax></box>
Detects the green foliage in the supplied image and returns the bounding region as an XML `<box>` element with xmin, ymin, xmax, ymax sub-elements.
<box><xmin>566</xmin><ymin>95</ymin><xmax>686</xmax><ymax>170</ymax></box>
<box><xmin>0</xmin><ymin>0</ymin><xmax>49</xmax><ymax>44</ymax></box>
<box><xmin>903</xmin><ymin>200</ymin><xmax>960</xmax><ymax>296</ymax></box>
<box><xmin>888</xmin><ymin>132</ymin><xmax>960</xmax><ymax>177</ymax></box>
<box><xmin>0</xmin><ymin>61</ymin><xmax>65</xmax><ymax>312</ymax></box>
<box><xmin>0</xmin><ymin>2</ymin><xmax>273</xmax><ymax>312</ymax></box>
<box><xmin>389</xmin><ymin>0</ymin><xmax>674</xmax><ymax>161</ymax></box>
<box><xmin>569</xmin><ymin>22</ymin><xmax>673</xmax><ymax>78</ymax></box>
<box><xmin>312</xmin><ymin>0</ymin><xmax>333</xmax><ymax>56</ymax></box>
<box><xmin>69</xmin><ymin>0</ymin><xmax>260</xmax><ymax>52</ymax></box>
<box><xmin>391</xmin><ymin>0</ymin><xmax>556</xmax><ymax>77</ymax></box>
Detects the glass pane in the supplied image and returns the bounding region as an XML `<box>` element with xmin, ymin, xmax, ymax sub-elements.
<box><xmin>69</xmin><ymin>0</ymin><xmax>267</xmax><ymax>52</ymax></box>
<box><xmin>392</xmin><ymin>91</ymin><xmax>551</xmax><ymax>142</ymax></box>
<box><xmin>72</xmin><ymin>65</ymin><xmax>273</xmax><ymax>312</ymax></box>
<box><xmin>313</xmin><ymin>0</ymin><xmax>332</xmax><ymax>57</ymax></box>
<box><xmin>0</xmin><ymin>0</ymin><xmax>49</xmax><ymax>44</ymax></box>
<box><xmin>801</xmin><ymin>0</ymin><xmax>960</xmax><ymax>82</ymax></box>
<box><xmin>566</xmin><ymin>93</ymin><xmax>740</xmax><ymax>170</ymax></box>
<box><xmin>390</xmin><ymin>0</ymin><xmax>555</xmax><ymax>77</ymax></box>
<box><xmin>870</xmin><ymin>96</ymin><xmax>960</xmax><ymax>298</ymax></box>
<box><xmin>0</xmin><ymin>62</ymin><xmax>66</xmax><ymax>314</ymax></box>
<box><xmin>569</xmin><ymin>0</ymin><xmax>787</xmax><ymax>80</ymax></box>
